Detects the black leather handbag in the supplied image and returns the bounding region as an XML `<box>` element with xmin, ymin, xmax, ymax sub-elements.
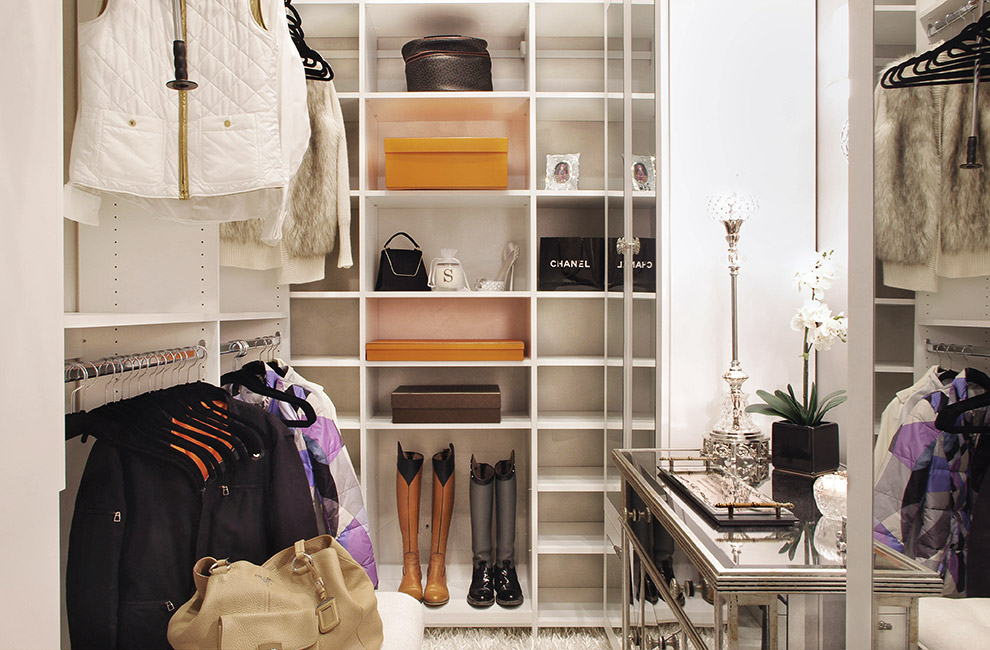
<box><xmin>375</xmin><ymin>232</ymin><xmax>430</xmax><ymax>291</ymax></box>
<box><xmin>401</xmin><ymin>36</ymin><xmax>493</xmax><ymax>91</ymax></box>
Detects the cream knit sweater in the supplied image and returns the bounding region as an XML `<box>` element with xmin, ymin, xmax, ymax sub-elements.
<box><xmin>220</xmin><ymin>79</ymin><xmax>352</xmax><ymax>284</ymax></box>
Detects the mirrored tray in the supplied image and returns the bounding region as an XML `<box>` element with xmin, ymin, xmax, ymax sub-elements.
<box><xmin>656</xmin><ymin>456</ymin><xmax>798</xmax><ymax>528</ymax></box>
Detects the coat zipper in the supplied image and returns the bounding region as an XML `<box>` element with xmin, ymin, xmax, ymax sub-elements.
<box><xmin>178</xmin><ymin>0</ymin><xmax>190</xmax><ymax>200</ymax></box>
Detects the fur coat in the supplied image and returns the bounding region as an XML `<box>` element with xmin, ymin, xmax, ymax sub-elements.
<box><xmin>220</xmin><ymin>79</ymin><xmax>352</xmax><ymax>283</ymax></box>
<box><xmin>875</xmin><ymin>71</ymin><xmax>990</xmax><ymax>291</ymax></box>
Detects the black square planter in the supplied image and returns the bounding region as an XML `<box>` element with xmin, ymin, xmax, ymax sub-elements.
<box><xmin>771</xmin><ymin>421</ymin><xmax>840</xmax><ymax>477</ymax></box>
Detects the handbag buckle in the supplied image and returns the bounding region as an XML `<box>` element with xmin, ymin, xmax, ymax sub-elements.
<box><xmin>316</xmin><ymin>597</ymin><xmax>340</xmax><ymax>634</ymax></box>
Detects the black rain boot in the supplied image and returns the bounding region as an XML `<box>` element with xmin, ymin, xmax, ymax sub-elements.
<box><xmin>467</xmin><ymin>455</ymin><xmax>496</xmax><ymax>608</ymax></box>
<box><xmin>494</xmin><ymin>451</ymin><xmax>523</xmax><ymax>607</ymax></box>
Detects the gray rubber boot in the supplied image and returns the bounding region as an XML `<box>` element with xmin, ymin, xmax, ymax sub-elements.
<box><xmin>467</xmin><ymin>455</ymin><xmax>495</xmax><ymax>607</ymax></box>
<box><xmin>494</xmin><ymin>450</ymin><xmax>523</xmax><ymax>606</ymax></box>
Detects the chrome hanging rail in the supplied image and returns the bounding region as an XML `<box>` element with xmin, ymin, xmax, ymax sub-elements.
<box><xmin>64</xmin><ymin>342</ymin><xmax>207</xmax><ymax>383</ymax></box>
<box><xmin>928</xmin><ymin>0</ymin><xmax>984</xmax><ymax>38</ymax></box>
<box><xmin>220</xmin><ymin>331</ymin><xmax>281</xmax><ymax>358</ymax></box>
<box><xmin>925</xmin><ymin>339</ymin><xmax>990</xmax><ymax>358</ymax></box>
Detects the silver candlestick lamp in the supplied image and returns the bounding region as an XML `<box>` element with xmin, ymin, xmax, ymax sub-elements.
<box><xmin>702</xmin><ymin>192</ymin><xmax>770</xmax><ymax>483</ymax></box>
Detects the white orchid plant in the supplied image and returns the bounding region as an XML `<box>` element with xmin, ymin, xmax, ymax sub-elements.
<box><xmin>747</xmin><ymin>251</ymin><xmax>849</xmax><ymax>426</ymax></box>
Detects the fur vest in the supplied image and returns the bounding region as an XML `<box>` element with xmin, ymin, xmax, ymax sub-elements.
<box><xmin>875</xmin><ymin>69</ymin><xmax>990</xmax><ymax>291</ymax></box>
<box><xmin>220</xmin><ymin>79</ymin><xmax>352</xmax><ymax>283</ymax></box>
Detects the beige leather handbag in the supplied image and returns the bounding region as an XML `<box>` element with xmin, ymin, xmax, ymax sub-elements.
<box><xmin>168</xmin><ymin>536</ymin><xmax>383</xmax><ymax>650</ymax></box>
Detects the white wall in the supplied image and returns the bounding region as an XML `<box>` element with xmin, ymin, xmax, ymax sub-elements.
<box><xmin>665</xmin><ymin>0</ymin><xmax>817</xmax><ymax>448</ymax></box>
<box><xmin>0</xmin><ymin>4</ymin><xmax>65</xmax><ymax>649</ymax></box>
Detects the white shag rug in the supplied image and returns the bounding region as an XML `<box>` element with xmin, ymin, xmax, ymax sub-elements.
<box><xmin>422</xmin><ymin>627</ymin><xmax>610</xmax><ymax>650</ymax></box>
<box><xmin>421</xmin><ymin>625</ymin><xmax>715</xmax><ymax>650</ymax></box>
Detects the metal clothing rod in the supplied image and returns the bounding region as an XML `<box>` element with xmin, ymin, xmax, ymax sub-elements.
<box><xmin>220</xmin><ymin>331</ymin><xmax>281</xmax><ymax>358</ymax></box>
<box><xmin>64</xmin><ymin>342</ymin><xmax>207</xmax><ymax>383</ymax></box>
<box><xmin>928</xmin><ymin>0</ymin><xmax>983</xmax><ymax>38</ymax></box>
<box><xmin>926</xmin><ymin>339</ymin><xmax>990</xmax><ymax>358</ymax></box>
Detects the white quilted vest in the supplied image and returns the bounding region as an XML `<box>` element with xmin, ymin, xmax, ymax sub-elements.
<box><xmin>66</xmin><ymin>0</ymin><xmax>309</xmax><ymax>241</ymax></box>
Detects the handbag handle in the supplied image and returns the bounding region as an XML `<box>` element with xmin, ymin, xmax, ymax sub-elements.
<box><xmin>382</xmin><ymin>231</ymin><xmax>421</xmax><ymax>250</ymax></box>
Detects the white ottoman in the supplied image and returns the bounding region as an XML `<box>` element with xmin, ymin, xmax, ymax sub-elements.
<box><xmin>919</xmin><ymin>597</ymin><xmax>990</xmax><ymax>650</ymax></box>
<box><xmin>377</xmin><ymin>591</ymin><xmax>425</xmax><ymax>650</ymax></box>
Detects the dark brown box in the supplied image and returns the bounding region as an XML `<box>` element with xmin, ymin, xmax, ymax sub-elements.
<box><xmin>391</xmin><ymin>385</ymin><xmax>501</xmax><ymax>423</ymax></box>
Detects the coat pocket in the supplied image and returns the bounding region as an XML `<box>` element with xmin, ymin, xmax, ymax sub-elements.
<box><xmin>96</xmin><ymin>110</ymin><xmax>165</xmax><ymax>186</ymax></box>
<box><xmin>198</xmin><ymin>114</ymin><xmax>262</xmax><ymax>187</ymax></box>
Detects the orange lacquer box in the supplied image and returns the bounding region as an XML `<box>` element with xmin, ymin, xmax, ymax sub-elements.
<box><xmin>384</xmin><ymin>137</ymin><xmax>509</xmax><ymax>190</ymax></box>
<box><xmin>366</xmin><ymin>339</ymin><xmax>525</xmax><ymax>362</ymax></box>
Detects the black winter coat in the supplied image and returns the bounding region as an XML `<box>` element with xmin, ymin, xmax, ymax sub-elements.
<box><xmin>66</xmin><ymin>398</ymin><xmax>318</xmax><ymax>649</ymax></box>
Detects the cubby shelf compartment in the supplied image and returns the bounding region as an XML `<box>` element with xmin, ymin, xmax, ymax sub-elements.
<box><xmin>367</xmin><ymin>359</ymin><xmax>532</xmax><ymax>367</ymax></box>
<box><xmin>289</xmin><ymin>355</ymin><xmax>362</xmax><ymax>367</ymax></box>
<box><xmin>288</xmin><ymin>292</ymin><xmax>359</xmax><ymax>299</ymax></box>
<box><xmin>334</xmin><ymin>413</ymin><xmax>362</xmax><ymax>430</ymax></box>
<box><xmin>219</xmin><ymin>311</ymin><xmax>289</xmax><ymax>322</ymax></box>
<box><xmin>875</xmin><ymin>297</ymin><xmax>915</xmax><ymax>306</ymax></box>
<box><xmin>537</xmin><ymin>412</ymin><xmax>655</xmax><ymax>429</ymax></box>
<box><xmin>365</xmin><ymin>190</ymin><xmax>531</xmax><ymax>209</ymax></box>
<box><xmin>537</xmin><ymin>356</ymin><xmax>656</xmax><ymax>368</ymax></box>
<box><xmin>377</xmin><ymin>563</ymin><xmax>533</xmax><ymax>627</ymax></box>
<box><xmin>64</xmin><ymin>312</ymin><xmax>216</xmax><ymax>329</ymax></box>
<box><xmin>874</xmin><ymin>362</ymin><xmax>913</xmax><ymax>374</ymax></box>
<box><xmin>537</xmin><ymin>588</ymin><xmax>607</xmax><ymax>627</ymax></box>
<box><xmin>918</xmin><ymin>319</ymin><xmax>990</xmax><ymax>328</ymax></box>
<box><xmin>366</xmin><ymin>414</ymin><xmax>533</xmax><ymax>429</ymax></box>
<box><xmin>368</xmin><ymin>291</ymin><xmax>530</xmax><ymax>299</ymax></box>
<box><xmin>537</xmin><ymin>467</ymin><xmax>621</xmax><ymax>492</ymax></box>
<box><xmin>537</xmin><ymin>522</ymin><xmax>607</xmax><ymax>554</ymax></box>
<box><xmin>365</xmin><ymin>93</ymin><xmax>530</xmax><ymax>122</ymax></box>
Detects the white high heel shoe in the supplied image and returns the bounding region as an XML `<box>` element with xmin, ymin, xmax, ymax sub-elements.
<box><xmin>475</xmin><ymin>242</ymin><xmax>519</xmax><ymax>291</ymax></box>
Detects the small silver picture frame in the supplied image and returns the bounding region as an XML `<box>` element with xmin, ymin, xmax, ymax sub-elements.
<box><xmin>631</xmin><ymin>154</ymin><xmax>656</xmax><ymax>191</ymax></box>
<box><xmin>545</xmin><ymin>153</ymin><xmax>580</xmax><ymax>191</ymax></box>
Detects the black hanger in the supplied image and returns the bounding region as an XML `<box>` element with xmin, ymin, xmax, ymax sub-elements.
<box><xmin>935</xmin><ymin>368</ymin><xmax>990</xmax><ymax>433</ymax></box>
<box><xmin>66</xmin><ymin>405</ymin><xmax>210</xmax><ymax>487</ymax></box>
<box><xmin>285</xmin><ymin>0</ymin><xmax>334</xmax><ymax>81</ymax></box>
<box><xmin>221</xmin><ymin>361</ymin><xmax>318</xmax><ymax>428</ymax></box>
<box><xmin>881</xmin><ymin>11</ymin><xmax>990</xmax><ymax>88</ymax></box>
<box><xmin>98</xmin><ymin>389</ymin><xmax>232</xmax><ymax>478</ymax></box>
<box><xmin>166</xmin><ymin>382</ymin><xmax>267</xmax><ymax>458</ymax></box>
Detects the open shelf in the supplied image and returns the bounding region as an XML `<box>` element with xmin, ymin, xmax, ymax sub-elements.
<box><xmin>365</xmin><ymin>190</ymin><xmax>530</xmax><ymax>209</ymax></box>
<box><xmin>366</xmin><ymin>359</ymin><xmax>532</xmax><ymax>367</ymax></box>
<box><xmin>289</xmin><ymin>355</ymin><xmax>362</xmax><ymax>367</ymax></box>
<box><xmin>368</xmin><ymin>291</ymin><xmax>530</xmax><ymax>299</ymax></box>
<box><xmin>366</xmin><ymin>93</ymin><xmax>530</xmax><ymax>122</ymax></box>
<box><xmin>366</xmin><ymin>414</ymin><xmax>533</xmax><ymax>429</ymax></box>
<box><xmin>537</xmin><ymin>522</ymin><xmax>607</xmax><ymax>554</ymax></box>
<box><xmin>288</xmin><ymin>291</ymin><xmax>359</xmax><ymax>299</ymax></box>
<box><xmin>918</xmin><ymin>319</ymin><xmax>990</xmax><ymax>328</ymax></box>
<box><xmin>64</xmin><ymin>312</ymin><xmax>216</xmax><ymax>329</ymax></box>
<box><xmin>219</xmin><ymin>311</ymin><xmax>289</xmax><ymax>322</ymax></box>
<box><xmin>874</xmin><ymin>362</ymin><xmax>914</xmax><ymax>374</ymax></box>
<box><xmin>537</xmin><ymin>467</ymin><xmax>620</xmax><ymax>492</ymax></box>
<box><xmin>537</xmin><ymin>588</ymin><xmax>606</xmax><ymax>627</ymax></box>
<box><xmin>377</xmin><ymin>563</ymin><xmax>533</xmax><ymax>627</ymax></box>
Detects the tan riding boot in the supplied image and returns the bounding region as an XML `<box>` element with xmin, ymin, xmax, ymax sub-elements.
<box><xmin>423</xmin><ymin>444</ymin><xmax>455</xmax><ymax>606</ymax></box>
<box><xmin>396</xmin><ymin>442</ymin><xmax>424</xmax><ymax>601</ymax></box>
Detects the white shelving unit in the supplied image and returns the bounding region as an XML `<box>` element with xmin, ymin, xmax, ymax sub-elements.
<box><xmin>873</xmin><ymin>1</ymin><xmax>920</xmax><ymax>424</ymax></box>
<box><xmin>287</xmin><ymin>0</ymin><xmax>659</xmax><ymax>631</ymax></box>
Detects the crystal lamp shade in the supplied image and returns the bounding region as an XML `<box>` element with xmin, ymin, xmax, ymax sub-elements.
<box><xmin>706</xmin><ymin>192</ymin><xmax>759</xmax><ymax>223</ymax></box>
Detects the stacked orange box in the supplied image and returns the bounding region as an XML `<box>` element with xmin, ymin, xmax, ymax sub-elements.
<box><xmin>366</xmin><ymin>339</ymin><xmax>525</xmax><ymax>362</ymax></box>
<box><xmin>384</xmin><ymin>137</ymin><xmax>509</xmax><ymax>189</ymax></box>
